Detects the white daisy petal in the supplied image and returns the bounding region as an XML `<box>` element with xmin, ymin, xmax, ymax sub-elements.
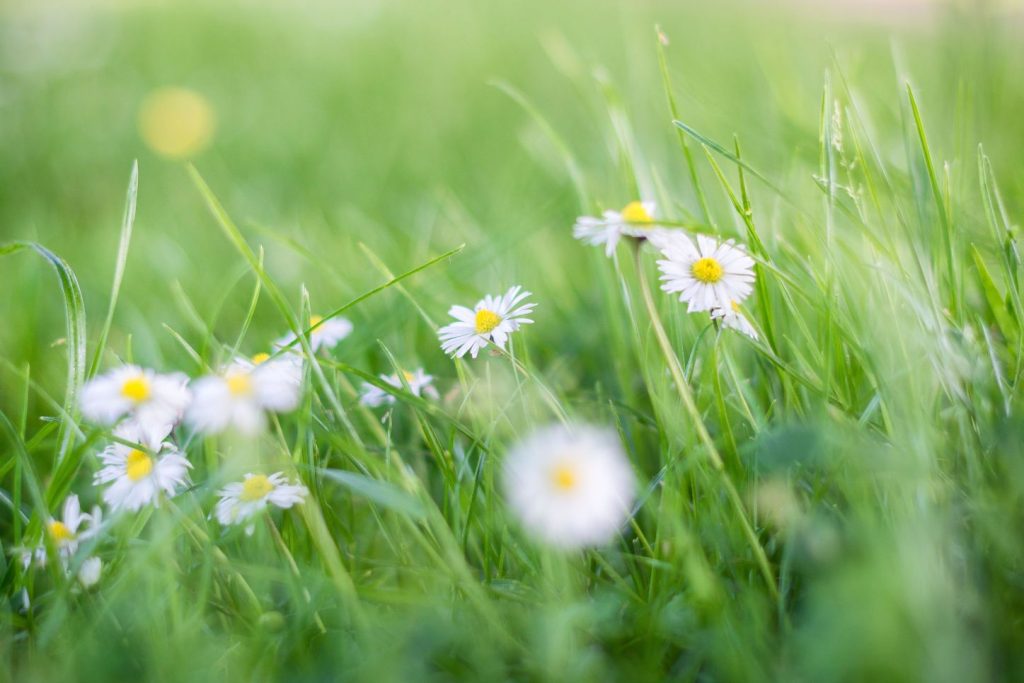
<box><xmin>78</xmin><ymin>557</ymin><xmax>102</xmax><ymax>589</ymax></box>
<box><xmin>274</xmin><ymin>314</ymin><xmax>353</xmax><ymax>355</ymax></box>
<box><xmin>711</xmin><ymin>302</ymin><xmax>760</xmax><ymax>340</ymax></box>
<box><xmin>359</xmin><ymin>367</ymin><xmax>437</xmax><ymax>407</ymax></box>
<box><xmin>573</xmin><ymin>201</ymin><xmax>661</xmax><ymax>257</ymax></box>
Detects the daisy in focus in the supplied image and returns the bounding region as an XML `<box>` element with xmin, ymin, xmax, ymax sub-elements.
<box><xmin>711</xmin><ymin>301</ymin><xmax>759</xmax><ymax>340</ymax></box>
<box><xmin>20</xmin><ymin>494</ymin><xmax>99</xmax><ymax>568</ymax></box>
<box><xmin>573</xmin><ymin>201</ymin><xmax>661</xmax><ymax>257</ymax></box>
<box><xmin>275</xmin><ymin>315</ymin><xmax>353</xmax><ymax>354</ymax></box>
<box><xmin>438</xmin><ymin>286</ymin><xmax>536</xmax><ymax>359</ymax></box>
<box><xmin>654</xmin><ymin>232</ymin><xmax>756</xmax><ymax>312</ymax></box>
<box><xmin>502</xmin><ymin>423</ymin><xmax>636</xmax><ymax>550</ymax></box>
<box><xmin>80</xmin><ymin>365</ymin><xmax>190</xmax><ymax>441</ymax></box>
<box><xmin>186</xmin><ymin>354</ymin><xmax>303</xmax><ymax>435</ymax></box>
<box><xmin>214</xmin><ymin>472</ymin><xmax>309</xmax><ymax>534</ymax></box>
<box><xmin>359</xmin><ymin>368</ymin><xmax>438</xmax><ymax>407</ymax></box>
<box><xmin>94</xmin><ymin>422</ymin><xmax>191</xmax><ymax>512</ymax></box>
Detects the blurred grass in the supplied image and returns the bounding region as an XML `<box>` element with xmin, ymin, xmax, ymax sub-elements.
<box><xmin>3</xmin><ymin>0</ymin><xmax>1024</xmax><ymax>680</ymax></box>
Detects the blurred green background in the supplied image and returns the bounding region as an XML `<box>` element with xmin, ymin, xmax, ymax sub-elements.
<box><xmin>4</xmin><ymin>0</ymin><xmax>1024</xmax><ymax>680</ymax></box>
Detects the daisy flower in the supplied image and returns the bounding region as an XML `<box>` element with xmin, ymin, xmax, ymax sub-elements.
<box><xmin>186</xmin><ymin>354</ymin><xmax>303</xmax><ymax>435</ymax></box>
<box><xmin>94</xmin><ymin>422</ymin><xmax>191</xmax><ymax>512</ymax></box>
<box><xmin>573</xmin><ymin>201</ymin><xmax>661</xmax><ymax>257</ymax></box>
<box><xmin>503</xmin><ymin>424</ymin><xmax>636</xmax><ymax>550</ymax></box>
<box><xmin>654</xmin><ymin>232</ymin><xmax>756</xmax><ymax>312</ymax></box>
<box><xmin>711</xmin><ymin>301</ymin><xmax>759</xmax><ymax>340</ymax></box>
<box><xmin>214</xmin><ymin>472</ymin><xmax>309</xmax><ymax>534</ymax></box>
<box><xmin>275</xmin><ymin>315</ymin><xmax>353</xmax><ymax>354</ymax></box>
<box><xmin>438</xmin><ymin>286</ymin><xmax>536</xmax><ymax>359</ymax></box>
<box><xmin>19</xmin><ymin>494</ymin><xmax>99</xmax><ymax>568</ymax></box>
<box><xmin>359</xmin><ymin>368</ymin><xmax>438</xmax><ymax>407</ymax></box>
<box><xmin>80</xmin><ymin>365</ymin><xmax>190</xmax><ymax>441</ymax></box>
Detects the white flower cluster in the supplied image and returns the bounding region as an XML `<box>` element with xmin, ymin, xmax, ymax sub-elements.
<box><xmin>574</xmin><ymin>202</ymin><xmax>760</xmax><ymax>340</ymax></box>
<box><xmin>19</xmin><ymin>315</ymin><xmax>355</xmax><ymax>589</ymax></box>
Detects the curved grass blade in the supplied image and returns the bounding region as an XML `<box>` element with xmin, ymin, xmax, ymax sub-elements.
<box><xmin>0</xmin><ymin>242</ymin><xmax>86</xmax><ymax>465</ymax></box>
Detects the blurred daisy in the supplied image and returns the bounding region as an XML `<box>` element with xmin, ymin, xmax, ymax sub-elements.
<box><xmin>214</xmin><ymin>472</ymin><xmax>309</xmax><ymax>535</ymax></box>
<box><xmin>360</xmin><ymin>368</ymin><xmax>438</xmax><ymax>407</ymax></box>
<box><xmin>655</xmin><ymin>232</ymin><xmax>755</xmax><ymax>312</ymax></box>
<box><xmin>275</xmin><ymin>315</ymin><xmax>353</xmax><ymax>354</ymax></box>
<box><xmin>77</xmin><ymin>556</ymin><xmax>103</xmax><ymax>589</ymax></box>
<box><xmin>573</xmin><ymin>201</ymin><xmax>661</xmax><ymax>257</ymax></box>
<box><xmin>138</xmin><ymin>86</ymin><xmax>216</xmax><ymax>160</ymax></box>
<box><xmin>503</xmin><ymin>424</ymin><xmax>636</xmax><ymax>550</ymax></box>
<box><xmin>186</xmin><ymin>355</ymin><xmax>303</xmax><ymax>435</ymax></box>
<box><xmin>19</xmin><ymin>494</ymin><xmax>99</xmax><ymax>568</ymax></box>
<box><xmin>94</xmin><ymin>422</ymin><xmax>191</xmax><ymax>512</ymax></box>
<box><xmin>80</xmin><ymin>365</ymin><xmax>190</xmax><ymax>441</ymax></box>
<box><xmin>711</xmin><ymin>301</ymin><xmax>759</xmax><ymax>340</ymax></box>
<box><xmin>438</xmin><ymin>286</ymin><xmax>536</xmax><ymax>359</ymax></box>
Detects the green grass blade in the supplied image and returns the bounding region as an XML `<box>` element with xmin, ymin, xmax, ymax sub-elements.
<box><xmin>89</xmin><ymin>160</ymin><xmax>138</xmax><ymax>377</ymax></box>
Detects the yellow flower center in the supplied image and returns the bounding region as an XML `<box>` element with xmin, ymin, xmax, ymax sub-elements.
<box><xmin>691</xmin><ymin>257</ymin><xmax>724</xmax><ymax>284</ymax></box>
<box><xmin>48</xmin><ymin>520</ymin><xmax>74</xmax><ymax>543</ymax></box>
<box><xmin>126</xmin><ymin>449</ymin><xmax>154</xmax><ymax>482</ymax></box>
<box><xmin>474</xmin><ymin>309</ymin><xmax>502</xmax><ymax>335</ymax></box>
<box><xmin>240</xmin><ymin>474</ymin><xmax>274</xmax><ymax>502</ymax></box>
<box><xmin>621</xmin><ymin>201</ymin><xmax>653</xmax><ymax>224</ymax></box>
<box><xmin>402</xmin><ymin>371</ymin><xmax>415</xmax><ymax>382</ymax></box>
<box><xmin>121</xmin><ymin>375</ymin><xmax>151</xmax><ymax>402</ymax></box>
<box><xmin>550</xmin><ymin>463</ymin><xmax>578</xmax><ymax>492</ymax></box>
<box><xmin>226</xmin><ymin>370</ymin><xmax>253</xmax><ymax>396</ymax></box>
<box><xmin>730</xmin><ymin>300</ymin><xmax>741</xmax><ymax>313</ymax></box>
<box><xmin>251</xmin><ymin>352</ymin><xmax>270</xmax><ymax>365</ymax></box>
<box><xmin>309</xmin><ymin>315</ymin><xmax>324</xmax><ymax>327</ymax></box>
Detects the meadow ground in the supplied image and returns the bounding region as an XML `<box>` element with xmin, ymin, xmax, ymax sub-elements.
<box><xmin>2</xmin><ymin>0</ymin><xmax>1024</xmax><ymax>680</ymax></box>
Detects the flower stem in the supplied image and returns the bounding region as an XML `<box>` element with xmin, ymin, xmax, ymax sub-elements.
<box><xmin>633</xmin><ymin>245</ymin><xmax>779</xmax><ymax>602</ymax></box>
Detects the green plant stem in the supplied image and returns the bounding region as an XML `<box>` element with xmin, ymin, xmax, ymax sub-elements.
<box><xmin>633</xmin><ymin>245</ymin><xmax>778</xmax><ymax>602</ymax></box>
<box><xmin>266</xmin><ymin>516</ymin><xmax>327</xmax><ymax>634</ymax></box>
<box><xmin>167</xmin><ymin>501</ymin><xmax>264</xmax><ymax>617</ymax></box>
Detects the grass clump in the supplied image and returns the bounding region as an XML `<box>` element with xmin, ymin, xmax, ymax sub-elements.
<box><xmin>2</xmin><ymin>1</ymin><xmax>1024</xmax><ymax>680</ymax></box>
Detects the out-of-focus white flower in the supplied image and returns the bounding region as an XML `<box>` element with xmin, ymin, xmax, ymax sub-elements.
<box><xmin>77</xmin><ymin>556</ymin><xmax>102</xmax><ymax>588</ymax></box>
<box><xmin>274</xmin><ymin>315</ymin><xmax>352</xmax><ymax>354</ymax></box>
<box><xmin>93</xmin><ymin>422</ymin><xmax>191</xmax><ymax>512</ymax></box>
<box><xmin>19</xmin><ymin>494</ymin><xmax>100</xmax><ymax>568</ymax></box>
<box><xmin>503</xmin><ymin>423</ymin><xmax>636</xmax><ymax>550</ymax></box>
<box><xmin>80</xmin><ymin>365</ymin><xmax>190</xmax><ymax>442</ymax></box>
<box><xmin>214</xmin><ymin>472</ymin><xmax>309</xmax><ymax>535</ymax></box>
<box><xmin>359</xmin><ymin>368</ymin><xmax>438</xmax><ymax>407</ymax></box>
<box><xmin>654</xmin><ymin>232</ymin><xmax>756</xmax><ymax>312</ymax></box>
<box><xmin>438</xmin><ymin>286</ymin><xmax>536</xmax><ymax>359</ymax></box>
<box><xmin>186</xmin><ymin>354</ymin><xmax>303</xmax><ymax>435</ymax></box>
<box><xmin>711</xmin><ymin>301</ymin><xmax>759</xmax><ymax>340</ymax></box>
<box><xmin>573</xmin><ymin>201</ymin><xmax>662</xmax><ymax>257</ymax></box>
